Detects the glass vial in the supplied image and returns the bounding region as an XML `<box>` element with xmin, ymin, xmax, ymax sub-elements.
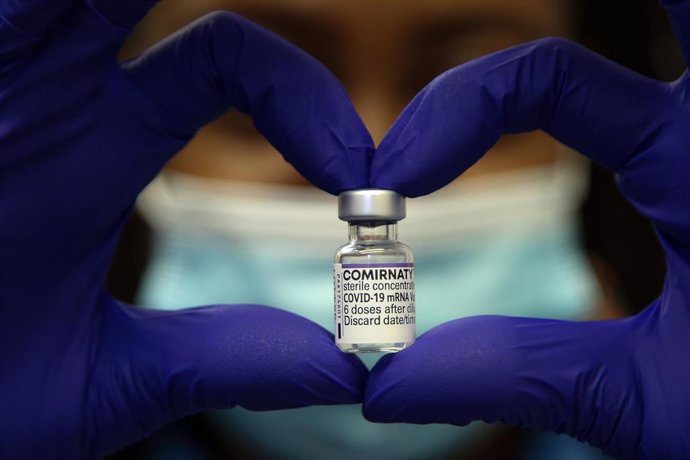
<box><xmin>333</xmin><ymin>189</ymin><xmax>415</xmax><ymax>353</ymax></box>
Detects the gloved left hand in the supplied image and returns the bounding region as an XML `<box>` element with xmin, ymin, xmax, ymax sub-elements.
<box><xmin>0</xmin><ymin>1</ymin><xmax>372</xmax><ymax>458</ymax></box>
<box><xmin>364</xmin><ymin>1</ymin><xmax>689</xmax><ymax>459</ymax></box>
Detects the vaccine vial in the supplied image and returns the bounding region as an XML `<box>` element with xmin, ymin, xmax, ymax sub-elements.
<box><xmin>333</xmin><ymin>189</ymin><xmax>415</xmax><ymax>353</ymax></box>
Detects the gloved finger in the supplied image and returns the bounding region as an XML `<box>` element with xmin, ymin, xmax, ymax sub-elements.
<box><xmin>0</xmin><ymin>0</ymin><xmax>76</xmax><ymax>60</ymax></box>
<box><xmin>370</xmin><ymin>37</ymin><xmax>671</xmax><ymax>198</ymax></box>
<box><xmin>46</xmin><ymin>1</ymin><xmax>158</xmax><ymax>64</ymax></box>
<box><xmin>85</xmin><ymin>0</ymin><xmax>156</xmax><ymax>30</ymax></box>
<box><xmin>122</xmin><ymin>11</ymin><xmax>373</xmax><ymax>195</ymax></box>
<box><xmin>364</xmin><ymin>315</ymin><xmax>656</xmax><ymax>459</ymax></box>
<box><xmin>89</xmin><ymin>301</ymin><xmax>368</xmax><ymax>458</ymax></box>
<box><xmin>662</xmin><ymin>0</ymin><xmax>690</xmax><ymax>67</ymax></box>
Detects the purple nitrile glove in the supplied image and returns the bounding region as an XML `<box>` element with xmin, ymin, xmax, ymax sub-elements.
<box><xmin>365</xmin><ymin>1</ymin><xmax>690</xmax><ymax>459</ymax></box>
<box><xmin>0</xmin><ymin>1</ymin><xmax>372</xmax><ymax>458</ymax></box>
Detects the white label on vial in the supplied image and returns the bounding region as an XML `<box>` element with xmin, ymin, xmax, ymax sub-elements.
<box><xmin>333</xmin><ymin>262</ymin><xmax>416</xmax><ymax>345</ymax></box>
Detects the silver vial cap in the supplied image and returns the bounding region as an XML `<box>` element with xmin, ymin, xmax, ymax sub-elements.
<box><xmin>338</xmin><ymin>189</ymin><xmax>406</xmax><ymax>222</ymax></box>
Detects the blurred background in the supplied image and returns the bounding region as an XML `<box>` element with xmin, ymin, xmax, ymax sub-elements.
<box><xmin>106</xmin><ymin>0</ymin><xmax>683</xmax><ymax>458</ymax></box>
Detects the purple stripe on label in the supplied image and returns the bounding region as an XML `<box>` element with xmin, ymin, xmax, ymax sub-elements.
<box><xmin>341</xmin><ymin>263</ymin><xmax>414</xmax><ymax>268</ymax></box>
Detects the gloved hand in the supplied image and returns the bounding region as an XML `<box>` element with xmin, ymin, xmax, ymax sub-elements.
<box><xmin>365</xmin><ymin>1</ymin><xmax>690</xmax><ymax>459</ymax></box>
<box><xmin>0</xmin><ymin>2</ymin><xmax>372</xmax><ymax>458</ymax></box>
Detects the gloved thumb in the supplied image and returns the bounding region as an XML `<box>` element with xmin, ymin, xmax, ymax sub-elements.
<box><xmin>88</xmin><ymin>299</ymin><xmax>367</xmax><ymax>457</ymax></box>
<box><xmin>364</xmin><ymin>314</ymin><xmax>647</xmax><ymax>458</ymax></box>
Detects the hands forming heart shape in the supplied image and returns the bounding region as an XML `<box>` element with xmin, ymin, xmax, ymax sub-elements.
<box><xmin>1</xmin><ymin>1</ymin><xmax>688</xmax><ymax>458</ymax></box>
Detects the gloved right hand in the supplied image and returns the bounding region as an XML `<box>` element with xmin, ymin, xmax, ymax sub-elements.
<box><xmin>365</xmin><ymin>1</ymin><xmax>690</xmax><ymax>458</ymax></box>
<box><xmin>0</xmin><ymin>2</ymin><xmax>371</xmax><ymax>458</ymax></box>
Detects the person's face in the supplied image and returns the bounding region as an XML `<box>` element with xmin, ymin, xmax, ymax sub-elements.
<box><xmin>125</xmin><ymin>0</ymin><xmax>568</xmax><ymax>185</ymax></box>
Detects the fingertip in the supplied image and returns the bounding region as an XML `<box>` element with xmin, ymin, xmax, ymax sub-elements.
<box><xmin>337</xmin><ymin>350</ymin><xmax>370</xmax><ymax>402</ymax></box>
<box><xmin>367</xmin><ymin>350</ymin><xmax>396</xmax><ymax>380</ymax></box>
<box><xmin>309</xmin><ymin>340</ymin><xmax>370</xmax><ymax>404</ymax></box>
<box><xmin>362</xmin><ymin>351</ymin><xmax>407</xmax><ymax>422</ymax></box>
<box><xmin>293</xmin><ymin>90</ymin><xmax>375</xmax><ymax>194</ymax></box>
<box><xmin>369</xmin><ymin>72</ymin><xmax>496</xmax><ymax>197</ymax></box>
<box><xmin>312</xmin><ymin>116</ymin><xmax>374</xmax><ymax>194</ymax></box>
<box><xmin>258</xmin><ymin>307</ymin><xmax>369</xmax><ymax>405</ymax></box>
<box><xmin>362</xmin><ymin>399</ymin><xmax>388</xmax><ymax>423</ymax></box>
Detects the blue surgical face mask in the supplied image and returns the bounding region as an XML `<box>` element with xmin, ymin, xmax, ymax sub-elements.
<box><xmin>136</xmin><ymin>153</ymin><xmax>599</xmax><ymax>460</ymax></box>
